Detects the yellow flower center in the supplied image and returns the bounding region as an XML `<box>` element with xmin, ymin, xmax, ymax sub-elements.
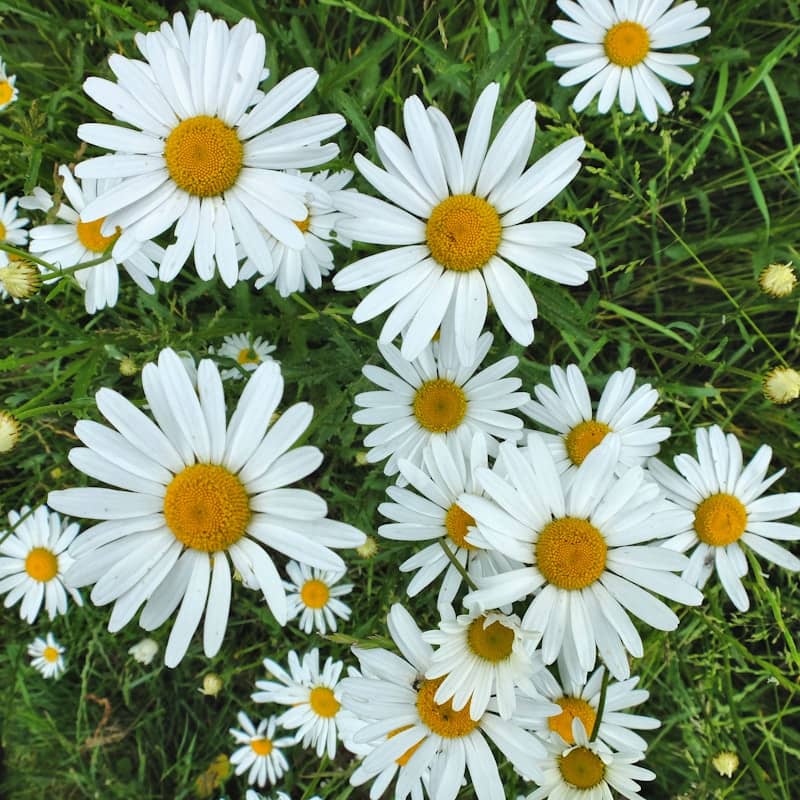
<box><xmin>426</xmin><ymin>194</ymin><xmax>502</xmax><ymax>272</ymax></box>
<box><xmin>548</xmin><ymin>697</ymin><xmax>598</xmax><ymax>744</ymax></box>
<box><xmin>416</xmin><ymin>676</ymin><xmax>480</xmax><ymax>737</ymax></box>
<box><xmin>0</xmin><ymin>81</ymin><xmax>12</xmax><ymax>105</ymax></box>
<box><xmin>536</xmin><ymin>517</ymin><xmax>607</xmax><ymax>590</ymax></box>
<box><xmin>164</xmin><ymin>115</ymin><xmax>244</xmax><ymax>197</ymax></box>
<box><xmin>43</xmin><ymin>646</ymin><xmax>60</xmax><ymax>663</ymax></box>
<box><xmin>24</xmin><ymin>547</ymin><xmax>59</xmax><ymax>582</ymax></box>
<box><xmin>309</xmin><ymin>686</ymin><xmax>341</xmax><ymax>718</ymax></box>
<box><xmin>413</xmin><ymin>379</ymin><xmax>467</xmax><ymax>433</ymax></box>
<box><xmin>76</xmin><ymin>216</ymin><xmax>121</xmax><ymax>253</ymax></box>
<box><xmin>163</xmin><ymin>464</ymin><xmax>251</xmax><ymax>552</ymax></box>
<box><xmin>604</xmin><ymin>21</ymin><xmax>651</xmax><ymax>67</ymax></box>
<box><xmin>300</xmin><ymin>578</ymin><xmax>330</xmax><ymax>609</ymax></box>
<box><xmin>565</xmin><ymin>420</ymin><xmax>612</xmax><ymax>466</ymax></box>
<box><xmin>388</xmin><ymin>725</ymin><xmax>425</xmax><ymax>766</ymax></box>
<box><xmin>444</xmin><ymin>503</ymin><xmax>477</xmax><ymax>551</ymax></box>
<box><xmin>466</xmin><ymin>615</ymin><xmax>515</xmax><ymax>662</ymax></box>
<box><xmin>250</xmin><ymin>737</ymin><xmax>273</xmax><ymax>757</ymax></box>
<box><xmin>693</xmin><ymin>493</ymin><xmax>748</xmax><ymax>547</ymax></box>
<box><xmin>236</xmin><ymin>347</ymin><xmax>261</xmax><ymax>365</ymax></box>
<box><xmin>294</xmin><ymin>212</ymin><xmax>311</xmax><ymax>233</ymax></box>
<box><xmin>0</xmin><ymin>221</ymin><xmax>6</xmax><ymax>240</ymax></box>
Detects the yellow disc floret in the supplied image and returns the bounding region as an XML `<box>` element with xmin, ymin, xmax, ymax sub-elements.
<box><xmin>309</xmin><ymin>686</ymin><xmax>341</xmax><ymax>718</ymax></box>
<box><xmin>559</xmin><ymin>746</ymin><xmax>606</xmax><ymax>789</ymax></box>
<box><xmin>604</xmin><ymin>21</ymin><xmax>651</xmax><ymax>67</ymax></box>
<box><xmin>164</xmin><ymin>115</ymin><xmax>244</xmax><ymax>197</ymax></box>
<box><xmin>0</xmin><ymin>81</ymin><xmax>12</xmax><ymax>106</ymax></box>
<box><xmin>0</xmin><ymin>221</ymin><xmax>6</xmax><ymax>240</ymax></box>
<box><xmin>693</xmin><ymin>493</ymin><xmax>747</xmax><ymax>547</ymax></box>
<box><xmin>416</xmin><ymin>676</ymin><xmax>480</xmax><ymax>737</ymax></box>
<box><xmin>163</xmin><ymin>463</ymin><xmax>251</xmax><ymax>552</ymax></box>
<box><xmin>426</xmin><ymin>194</ymin><xmax>502</xmax><ymax>272</ymax></box>
<box><xmin>24</xmin><ymin>547</ymin><xmax>59</xmax><ymax>582</ymax></box>
<box><xmin>565</xmin><ymin>420</ymin><xmax>612</xmax><ymax>466</ymax></box>
<box><xmin>445</xmin><ymin>503</ymin><xmax>477</xmax><ymax>550</ymax></box>
<box><xmin>548</xmin><ymin>696</ymin><xmax>598</xmax><ymax>744</ymax></box>
<box><xmin>250</xmin><ymin>737</ymin><xmax>273</xmax><ymax>756</ymax></box>
<box><xmin>237</xmin><ymin>347</ymin><xmax>261</xmax><ymax>365</ymax></box>
<box><xmin>413</xmin><ymin>379</ymin><xmax>468</xmax><ymax>432</ymax></box>
<box><xmin>300</xmin><ymin>578</ymin><xmax>330</xmax><ymax>609</ymax></box>
<box><xmin>466</xmin><ymin>616</ymin><xmax>515</xmax><ymax>662</ymax></box>
<box><xmin>76</xmin><ymin>216</ymin><xmax>121</xmax><ymax>253</ymax></box>
<box><xmin>42</xmin><ymin>646</ymin><xmax>60</xmax><ymax>663</ymax></box>
<box><xmin>294</xmin><ymin>212</ymin><xmax>311</xmax><ymax>233</ymax></box>
<box><xmin>536</xmin><ymin>517</ymin><xmax>607</xmax><ymax>590</ymax></box>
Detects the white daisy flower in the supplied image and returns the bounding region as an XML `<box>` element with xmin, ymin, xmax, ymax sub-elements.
<box><xmin>211</xmin><ymin>332</ymin><xmax>277</xmax><ymax>382</ymax></box>
<box><xmin>128</xmin><ymin>637</ymin><xmax>159</xmax><ymax>665</ymax></box>
<box><xmin>342</xmin><ymin>604</ymin><xmax>554</xmax><ymax>800</ymax></box>
<box><xmin>461</xmin><ymin>433</ymin><xmax>703</xmax><ymax>680</ymax></box>
<box><xmin>253</xmin><ymin>648</ymin><xmax>352</xmax><ymax>760</ymax></box>
<box><xmin>23</xmin><ymin>166</ymin><xmax>162</xmax><ymax>314</ymax></box>
<box><xmin>0</xmin><ymin>505</ymin><xmax>83</xmax><ymax>623</ymax></box>
<box><xmin>48</xmin><ymin>348</ymin><xmax>365</xmax><ymax>667</ymax></box>
<box><xmin>28</xmin><ymin>632</ymin><xmax>66</xmax><ymax>679</ymax></box>
<box><xmin>0</xmin><ymin>192</ymin><xmax>29</xmax><ymax>267</ymax></box>
<box><xmin>284</xmin><ymin>560</ymin><xmax>353</xmax><ymax>634</ymax></box>
<box><xmin>546</xmin><ymin>0</ymin><xmax>711</xmax><ymax>123</ymax></box>
<box><xmin>74</xmin><ymin>10</ymin><xmax>345</xmax><ymax>287</ymax></box>
<box><xmin>229</xmin><ymin>711</ymin><xmax>293</xmax><ymax>788</ymax></box>
<box><xmin>354</xmin><ymin>331</ymin><xmax>529</xmax><ymax>477</ymax></box>
<box><xmin>0</xmin><ymin>57</ymin><xmax>18</xmax><ymax>111</ymax></box>
<box><xmin>523</xmin><ymin>364</ymin><xmax>670</xmax><ymax>478</ymax></box>
<box><xmin>332</xmin><ymin>82</ymin><xmax>594</xmax><ymax>365</ymax></box>
<box><xmin>246</xmin><ymin>791</ymin><xmax>322</xmax><ymax>800</ymax></box>
<box><xmin>649</xmin><ymin>424</ymin><xmax>800</xmax><ymax>611</ymax></box>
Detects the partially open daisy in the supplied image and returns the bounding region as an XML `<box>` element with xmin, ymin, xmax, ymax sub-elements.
<box><xmin>0</xmin><ymin>57</ymin><xmax>18</xmax><ymax>111</ymax></box>
<box><xmin>229</xmin><ymin>711</ymin><xmax>293</xmax><ymax>788</ymax></box>
<box><xmin>354</xmin><ymin>332</ymin><xmax>528</xmax><ymax>477</ymax></box>
<box><xmin>0</xmin><ymin>505</ymin><xmax>83</xmax><ymax>623</ymax></box>
<box><xmin>0</xmin><ymin>193</ymin><xmax>29</xmax><ymax>268</ymax></box>
<box><xmin>284</xmin><ymin>560</ymin><xmax>353</xmax><ymax>634</ymax></box>
<box><xmin>28</xmin><ymin>633</ymin><xmax>66</xmax><ymax>679</ymax></box>
<box><xmin>75</xmin><ymin>10</ymin><xmax>344</xmax><ymax>287</ymax></box>
<box><xmin>523</xmin><ymin>364</ymin><xmax>670</xmax><ymax>479</ymax></box>
<box><xmin>461</xmin><ymin>434</ymin><xmax>703</xmax><ymax>679</ymax></box>
<box><xmin>48</xmin><ymin>348</ymin><xmax>364</xmax><ymax>667</ymax></box>
<box><xmin>211</xmin><ymin>332</ymin><xmax>277</xmax><ymax>382</ymax></box>
<box><xmin>546</xmin><ymin>0</ymin><xmax>711</xmax><ymax>123</ymax></box>
<box><xmin>649</xmin><ymin>424</ymin><xmax>800</xmax><ymax>611</ymax></box>
<box><xmin>333</xmin><ymin>82</ymin><xmax>594</xmax><ymax>364</ymax></box>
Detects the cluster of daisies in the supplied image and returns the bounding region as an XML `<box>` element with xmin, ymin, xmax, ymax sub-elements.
<box><xmin>2</xmin><ymin>3</ymin><xmax>800</xmax><ymax>800</ymax></box>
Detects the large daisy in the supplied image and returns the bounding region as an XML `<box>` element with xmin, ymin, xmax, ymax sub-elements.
<box><xmin>74</xmin><ymin>10</ymin><xmax>344</xmax><ymax>287</ymax></box>
<box><xmin>649</xmin><ymin>424</ymin><xmax>800</xmax><ymax>611</ymax></box>
<box><xmin>332</xmin><ymin>82</ymin><xmax>594</xmax><ymax>364</ymax></box>
<box><xmin>0</xmin><ymin>57</ymin><xmax>18</xmax><ymax>111</ymax></box>
<box><xmin>546</xmin><ymin>0</ymin><xmax>711</xmax><ymax>122</ymax></box>
<box><xmin>47</xmin><ymin>348</ymin><xmax>364</xmax><ymax>667</ymax></box>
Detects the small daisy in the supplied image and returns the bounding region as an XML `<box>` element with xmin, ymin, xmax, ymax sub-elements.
<box><xmin>75</xmin><ymin>10</ymin><xmax>344</xmax><ymax>287</ymax></box>
<box><xmin>461</xmin><ymin>433</ymin><xmax>703</xmax><ymax>680</ymax></box>
<box><xmin>48</xmin><ymin>348</ymin><xmax>365</xmax><ymax>667</ymax></box>
<box><xmin>759</xmin><ymin>262</ymin><xmax>796</xmax><ymax>297</ymax></box>
<box><xmin>212</xmin><ymin>332</ymin><xmax>277</xmax><ymax>381</ymax></box>
<box><xmin>284</xmin><ymin>560</ymin><xmax>353</xmax><ymax>634</ymax></box>
<box><xmin>229</xmin><ymin>711</ymin><xmax>293</xmax><ymax>788</ymax></box>
<box><xmin>0</xmin><ymin>57</ymin><xmax>18</xmax><ymax>110</ymax></box>
<box><xmin>649</xmin><ymin>424</ymin><xmax>800</xmax><ymax>611</ymax></box>
<box><xmin>546</xmin><ymin>0</ymin><xmax>711</xmax><ymax>123</ymax></box>
<box><xmin>523</xmin><ymin>364</ymin><xmax>670</xmax><ymax>479</ymax></box>
<box><xmin>0</xmin><ymin>505</ymin><xmax>83</xmax><ymax>623</ymax></box>
<box><xmin>28</xmin><ymin>633</ymin><xmax>66</xmax><ymax>679</ymax></box>
<box><xmin>128</xmin><ymin>637</ymin><xmax>159</xmax><ymax>665</ymax></box>
<box><xmin>354</xmin><ymin>331</ymin><xmax>528</xmax><ymax>477</ymax></box>
<box><xmin>0</xmin><ymin>192</ymin><xmax>29</xmax><ymax>267</ymax></box>
<box><xmin>0</xmin><ymin>257</ymin><xmax>41</xmax><ymax>301</ymax></box>
<box><xmin>246</xmin><ymin>791</ymin><xmax>322</xmax><ymax>800</ymax></box>
<box><xmin>333</xmin><ymin>82</ymin><xmax>594</xmax><ymax>364</ymax></box>
<box><xmin>762</xmin><ymin>367</ymin><xmax>800</xmax><ymax>405</ymax></box>
<box><xmin>0</xmin><ymin>410</ymin><xmax>20</xmax><ymax>452</ymax></box>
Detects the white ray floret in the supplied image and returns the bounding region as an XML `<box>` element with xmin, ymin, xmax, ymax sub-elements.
<box><xmin>28</xmin><ymin>632</ymin><xmax>66</xmax><ymax>679</ymax></box>
<box><xmin>229</xmin><ymin>711</ymin><xmax>293</xmax><ymax>788</ymax></box>
<box><xmin>284</xmin><ymin>560</ymin><xmax>353</xmax><ymax>634</ymax></box>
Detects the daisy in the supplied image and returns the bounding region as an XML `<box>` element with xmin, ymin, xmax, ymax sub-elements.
<box><xmin>523</xmin><ymin>364</ymin><xmax>670</xmax><ymax>479</ymax></box>
<box><xmin>0</xmin><ymin>57</ymin><xmax>18</xmax><ymax>110</ymax></box>
<box><xmin>74</xmin><ymin>10</ymin><xmax>344</xmax><ymax>287</ymax></box>
<box><xmin>284</xmin><ymin>560</ymin><xmax>353</xmax><ymax>634</ymax></box>
<box><xmin>649</xmin><ymin>424</ymin><xmax>800</xmax><ymax>611</ymax></box>
<box><xmin>0</xmin><ymin>505</ymin><xmax>83</xmax><ymax>623</ymax></box>
<box><xmin>28</xmin><ymin>633</ymin><xmax>66</xmax><ymax>679</ymax></box>
<box><xmin>229</xmin><ymin>711</ymin><xmax>293</xmax><ymax>788</ymax></box>
<box><xmin>0</xmin><ymin>193</ymin><xmax>29</xmax><ymax>267</ymax></box>
<box><xmin>23</xmin><ymin>166</ymin><xmax>162</xmax><ymax>314</ymax></box>
<box><xmin>246</xmin><ymin>792</ymin><xmax>322</xmax><ymax>800</ymax></box>
<box><xmin>354</xmin><ymin>331</ymin><xmax>529</xmax><ymax>477</ymax></box>
<box><xmin>332</xmin><ymin>82</ymin><xmax>595</xmax><ymax>365</ymax></box>
<box><xmin>48</xmin><ymin>348</ymin><xmax>365</xmax><ymax>667</ymax></box>
<box><xmin>546</xmin><ymin>0</ymin><xmax>711</xmax><ymax>123</ymax></box>
<box><xmin>0</xmin><ymin>410</ymin><xmax>20</xmax><ymax>452</ymax></box>
<box><xmin>461</xmin><ymin>433</ymin><xmax>703</xmax><ymax>680</ymax></box>
<box><xmin>211</xmin><ymin>332</ymin><xmax>277</xmax><ymax>382</ymax></box>
<box><xmin>128</xmin><ymin>637</ymin><xmax>159</xmax><ymax>665</ymax></box>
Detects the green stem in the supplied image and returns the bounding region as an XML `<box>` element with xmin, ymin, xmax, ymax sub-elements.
<box><xmin>437</xmin><ymin>538</ymin><xmax>478</xmax><ymax>591</ymax></box>
<box><xmin>590</xmin><ymin>666</ymin><xmax>610</xmax><ymax>741</ymax></box>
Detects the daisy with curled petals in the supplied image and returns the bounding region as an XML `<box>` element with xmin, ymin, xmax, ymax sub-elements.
<box><xmin>229</xmin><ymin>711</ymin><xmax>293</xmax><ymax>788</ymax></box>
<box><xmin>649</xmin><ymin>424</ymin><xmax>800</xmax><ymax>612</ymax></box>
<box><xmin>461</xmin><ymin>434</ymin><xmax>703</xmax><ymax>680</ymax></box>
<box><xmin>332</xmin><ymin>82</ymin><xmax>594</xmax><ymax>365</ymax></box>
<box><xmin>0</xmin><ymin>193</ymin><xmax>29</xmax><ymax>267</ymax></box>
<box><xmin>74</xmin><ymin>10</ymin><xmax>344</xmax><ymax>287</ymax></box>
<box><xmin>341</xmin><ymin>604</ymin><xmax>554</xmax><ymax>800</ymax></box>
<box><xmin>28</xmin><ymin>633</ymin><xmax>66</xmax><ymax>679</ymax></box>
<box><xmin>211</xmin><ymin>332</ymin><xmax>277</xmax><ymax>382</ymax></box>
<box><xmin>0</xmin><ymin>505</ymin><xmax>83</xmax><ymax>623</ymax></box>
<box><xmin>354</xmin><ymin>331</ymin><xmax>528</xmax><ymax>477</ymax></box>
<box><xmin>0</xmin><ymin>57</ymin><xmax>18</xmax><ymax>111</ymax></box>
<box><xmin>48</xmin><ymin>348</ymin><xmax>365</xmax><ymax>667</ymax></box>
<box><xmin>546</xmin><ymin>0</ymin><xmax>711</xmax><ymax>123</ymax></box>
<box><xmin>523</xmin><ymin>364</ymin><xmax>670</xmax><ymax>479</ymax></box>
<box><xmin>284</xmin><ymin>560</ymin><xmax>353</xmax><ymax>634</ymax></box>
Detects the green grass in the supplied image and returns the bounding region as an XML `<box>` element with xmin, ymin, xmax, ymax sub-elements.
<box><xmin>1</xmin><ymin>0</ymin><xmax>799</xmax><ymax>798</ymax></box>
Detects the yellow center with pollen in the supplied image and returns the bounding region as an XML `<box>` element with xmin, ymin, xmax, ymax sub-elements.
<box><xmin>413</xmin><ymin>379</ymin><xmax>467</xmax><ymax>433</ymax></box>
<box><xmin>0</xmin><ymin>81</ymin><xmax>12</xmax><ymax>105</ymax></box>
<box><xmin>76</xmin><ymin>216</ymin><xmax>121</xmax><ymax>253</ymax></box>
<box><xmin>25</xmin><ymin>547</ymin><xmax>59</xmax><ymax>582</ymax></box>
<box><xmin>549</xmin><ymin>697</ymin><xmax>597</xmax><ymax>744</ymax></box>
<box><xmin>250</xmin><ymin>737</ymin><xmax>273</xmax><ymax>756</ymax></box>
<box><xmin>444</xmin><ymin>503</ymin><xmax>477</xmax><ymax>550</ymax></box>
<box><xmin>309</xmin><ymin>686</ymin><xmax>340</xmax><ymax>718</ymax></box>
<box><xmin>236</xmin><ymin>347</ymin><xmax>261</xmax><ymax>365</ymax></box>
<box><xmin>294</xmin><ymin>212</ymin><xmax>311</xmax><ymax>233</ymax></box>
<box><xmin>565</xmin><ymin>420</ymin><xmax>612</xmax><ymax>466</ymax></box>
<box><xmin>43</xmin><ymin>646</ymin><xmax>60</xmax><ymax>663</ymax></box>
<box><xmin>426</xmin><ymin>194</ymin><xmax>502</xmax><ymax>272</ymax></box>
<box><xmin>388</xmin><ymin>725</ymin><xmax>425</xmax><ymax>766</ymax></box>
<box><xmin>300</xmin><ymin>578</ymin><xmax>330</xmax><ymax>609</ymax></box>
<box><xmin>416</xmin><ymin>676</ymin><xmax>479</xmax><ymax>737</ymax></box>
<box><xmin>164</xmin><ymin>115</ymin><xmax>244</xmax><ymax>197</ymax></box>
<box><xmin>604</xmin><ymin>21</ymin><xmax>651</xmax><ymax>67</ymax></box>
<box><xmin>0</xmin><ymin>221</ymin><xmax>6</xmax><ymax>240</ymax></box>
<box><xmin>163</xmin><ymin>464</ymin><xmax>251</xmax><ymax>552</ymax></box>
<box><xmin>559</xmin><ymin>746</ymin><xmax>606</xmax><ymax>789</ymax></box>
<box><xmin>467</xmin><ymin>616</ymin><xmax>515</xmax><ymax>662</ymax></box>
<box><xmin>536</xmin><ymin>517</ymin><xmax>607</xmax><ymax>590</ymax></box>
<box><xmin>694</xmin><ymin>493</ymin><xmax>748</xmax><ymax>547</ymax></box>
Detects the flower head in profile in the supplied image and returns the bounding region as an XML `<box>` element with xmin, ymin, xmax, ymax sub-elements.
<box><xmin>284</xmin><ymin>560</ymin><xmax>353</xmax><ymax>634</ymax></box>
<box><xmin>759</xmin><ymin>262</ymin><xmax>796</xmax><ymax>297</ymax></box>
<box><xmin>28</xmin><ymin>633</ymin><xmax>66</xmax><ymax>679</ymax></box>
<box><xmin>229</xmin><ymin>711</ymin><xmax>293</xmax><ymax>788</ymax></box>
<box><xmin>0</xmin><ymin>57</ymin><xmax>18</xmax><ymax>111</ymax></box>
<box><xmin>0</xmin><ymin>410</ymin><xmax>21</xmax><ymax>452</ymax></box>
<box><xmin>762</xmin><ymin>367</ymin><xmax>800</xmax><ymax>405</ymax></box>
<box><xmin>211</xmin><ymin>333</ymin><xmax>277</xmax><ymax>381</ymax></box>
